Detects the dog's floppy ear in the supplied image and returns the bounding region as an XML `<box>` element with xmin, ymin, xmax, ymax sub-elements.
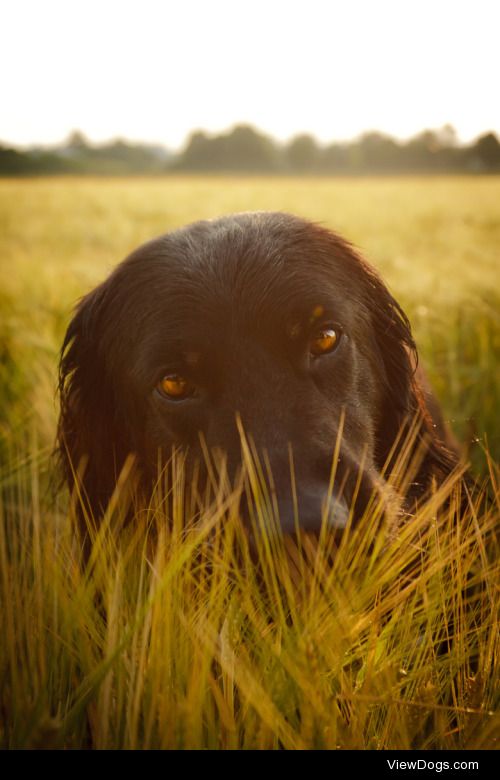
<box><xmin>357</xmin><ymin>260</ymin><xmax>458</xmax><ymax>486</ymax></box>
<box><xmin>57</xmin><ymin>281</ymin><xmax>133</xmax><ymax>526</ymax></box>
<box><xmin>360</xmin><ymin>264</ymin><xmax>418</xmax><ymax>464</ymax></box>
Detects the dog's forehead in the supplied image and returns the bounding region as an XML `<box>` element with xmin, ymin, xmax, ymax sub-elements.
<box><xmin>117</xmin><ymin>213</ymin><xmax>367</xmax><ymax>374</ymax></box>
<box><xmin>154</xmin><ymin>256</ymin><xmax>349</xmax><ymax>340</ymax></box>
<box><xmin>157</xmin><ymin>219</ymin><xmax>356</xmax><ymax>320</ymax></box>
<box><xmin>113</xmin><ymin>213</ymin><xmax>376</xmax><ymax>382</ymax></box>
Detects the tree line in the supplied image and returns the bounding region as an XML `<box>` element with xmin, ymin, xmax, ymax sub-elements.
<box><xmin>1</xmin><ymin>124</ymin><xmax>500</xmax><ymax>175</ymax></box>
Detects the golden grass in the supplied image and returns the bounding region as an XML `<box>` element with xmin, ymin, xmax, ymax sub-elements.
<box><xmin>1</xmin><ymin>437</ymin><xmax>498</xmax><ymax>749</ymax></box>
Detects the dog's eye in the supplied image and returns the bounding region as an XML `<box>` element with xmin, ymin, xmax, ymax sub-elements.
<box><xmin>309</xmin><ymin>326</ymin><xmax>340</xmax><ymax>357</ymax></box>
<box><xmin>157</xmin><ymin>374</ymin><xmax>195</xmax><ymax>400</ymax></box>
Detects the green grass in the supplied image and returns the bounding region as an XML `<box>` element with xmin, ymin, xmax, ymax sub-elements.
<box><xmin>0</xmin><ymin>176</ymin><xmax>499</xmax><ymax>749</ymax></box>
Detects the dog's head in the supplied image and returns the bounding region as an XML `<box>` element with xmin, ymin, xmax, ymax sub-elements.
<box><xmin>58</xmin><ymin>212</ymin><xmax>457</xmax><ymax>534</ymax></box>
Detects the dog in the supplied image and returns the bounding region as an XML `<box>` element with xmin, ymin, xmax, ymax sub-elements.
<box><xmin>57</xmin><ymin>211</ymin><xmax>460</xmax><ymax>538</ymax></box>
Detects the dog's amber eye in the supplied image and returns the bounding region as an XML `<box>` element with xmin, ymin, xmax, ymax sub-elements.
<box><xmin>158</xmin><ymin>374</ymin><xmax>195</xmax><ymax>399</ymax></box>
<box><xmin>309</xmin><ymin>327</ymin><xmax>339</xmax><ymax>356</ymax></box>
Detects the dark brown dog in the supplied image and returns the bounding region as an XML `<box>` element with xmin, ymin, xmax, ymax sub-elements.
<box><xmin>58</xmin><ymin>212</ymin><xmax>459</xmax><ymax>535</ymax></box>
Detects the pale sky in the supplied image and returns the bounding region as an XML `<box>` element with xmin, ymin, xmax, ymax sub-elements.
<box><xmin>2</xmin><ymin>0</ymin><xmax>499</xmax><ymax>150</ymax></box>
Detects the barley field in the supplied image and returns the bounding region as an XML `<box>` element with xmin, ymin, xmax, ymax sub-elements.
<box><xmin>0</xmin><ymin>176</ymin><xmax>499</xmax><ymax>749</ymax></box>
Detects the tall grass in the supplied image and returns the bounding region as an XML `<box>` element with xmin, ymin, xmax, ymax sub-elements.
<box><xmin>0</xmin><ymin>176</ymin><xmax>499</xmax><ymax>749</ymax></box>
<box><xmin>0</xmin><ymin>432</ymin><xmax>498</xmax><ymax>749</ymax></box>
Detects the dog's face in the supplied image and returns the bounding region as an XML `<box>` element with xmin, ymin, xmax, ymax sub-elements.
<box><xmin>58</xmin><ymin>212</ymin><xmax>454</xmax><ymax>534</ymax></box>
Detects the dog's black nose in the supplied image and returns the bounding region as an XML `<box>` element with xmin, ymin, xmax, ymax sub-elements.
<box><xmin>241</xmin><ymin>483</ymin><xmax>349</xmax><ymax>536</ymax></box>
<box><xmin>275</xmin><ymin>487</ymin><xmax>350</xmax><ymax>534</ymax></box>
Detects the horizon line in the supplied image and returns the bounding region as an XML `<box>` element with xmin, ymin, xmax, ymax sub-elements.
<box><xmin>2</xmin><ymin>122</ymin><xmax>499</xmax><ymax>154</ymax></box>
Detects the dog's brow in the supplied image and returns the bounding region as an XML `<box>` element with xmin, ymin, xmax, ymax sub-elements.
<box><xmin>183</xmin><ymin>351</ymin><xmax>201</xmax><ymax>367</ymax></box>
<box><xmin>288</xmin><ymin>322</ymin><xmax>302</xmax><ymax>339</ymax></box>
<box><xmin>287</xmin><ymin>303</ymin><xmax>331</xmax><ymax>339</ymax></box>
<box><xmin>310</xmin><ymin>304</ymin><xmax>324</xmax><ymax>323</ymax></box>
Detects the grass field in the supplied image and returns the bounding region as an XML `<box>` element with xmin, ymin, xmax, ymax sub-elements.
<box><xmin>0</xmin><ymin>176</ymin><xmax>499</xmax><ymax>749</ymax></box>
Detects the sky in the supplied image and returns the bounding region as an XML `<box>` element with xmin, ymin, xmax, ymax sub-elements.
<box><xmin>2</xmin><ymin>0</ymin><xmax>499</xmax><ymax>150</ymax></box>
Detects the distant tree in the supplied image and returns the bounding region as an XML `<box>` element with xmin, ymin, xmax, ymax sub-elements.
<box><xmin>175</xmin><ymin>131</ymin><xmax>212</xmax><ymax>170</ymax></box>
<box><xmin>321</xmin><ymin>142</ymin><xmax>350</xmax><ymax>173</ymax></box>
<box><xmin>403</xmin><ymin>129</ymin><xmax>441</xmax><ymax>169</ymax></box>
<box><xmin>471</xmin><ymin>132</ymin><xmax>500</xmax><ymax>169</ymax></box>
<box><xmin>52</xmin><ymin>133</ymin><xmax>170</xmax><ymax>174</ymax></box>
<box><xmin>96</xmin><ymin>139</ymin><xmax>165</xmax><ymax>172</ymax></box>
<box><xmin>64</xmin><ymin>130</ymin><xmax>90</xmax><ymax>151</ymax></box>
<box><xmin>356</xmin><ymin>131</ymin><xmax>402</xmax><ymax>171</ymax></box>
<box><xmin>176</xmin><ymin>125</ymin><xmax>279</xmax><ymax>172</ymax></box>
<box><xmin>0</xmin><ymin>145</ymin><xmax>34</xmax><ymax>174</ymax></box>
<box><xmin>216</xmin><ymin>125</ymin><xmax>278</xmax><ymax>171</ymax></box>
<box><xmin>286</xmin><ymin>134</ymin><xmax>320</xmax><ymax>172</ymax></box>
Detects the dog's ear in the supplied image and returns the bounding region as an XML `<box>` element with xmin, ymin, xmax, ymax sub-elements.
<box><xmin>357</xmin><ymin>260</ymin><xmax>458</xmax><ymax>487</ymax></box>
<box><xmin>361</xmin><ymin>265</ymin><xmax>418</xmax><ymax>464</ymax></box>
<box><xmin>57</xmin><ymin>282</ymin><xmax>133</xmax><ymax>528</ymax></box>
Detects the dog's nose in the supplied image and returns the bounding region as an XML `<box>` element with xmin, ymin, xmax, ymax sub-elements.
<box><xmin>275</xmin><ymin>487</ymin><xmax>350</xmax><ymax>534</ymax></box>
<box><xmin>242</xmin><ymin>483</ymin><xmax>349</xmax><ymax>536</ymax></box>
